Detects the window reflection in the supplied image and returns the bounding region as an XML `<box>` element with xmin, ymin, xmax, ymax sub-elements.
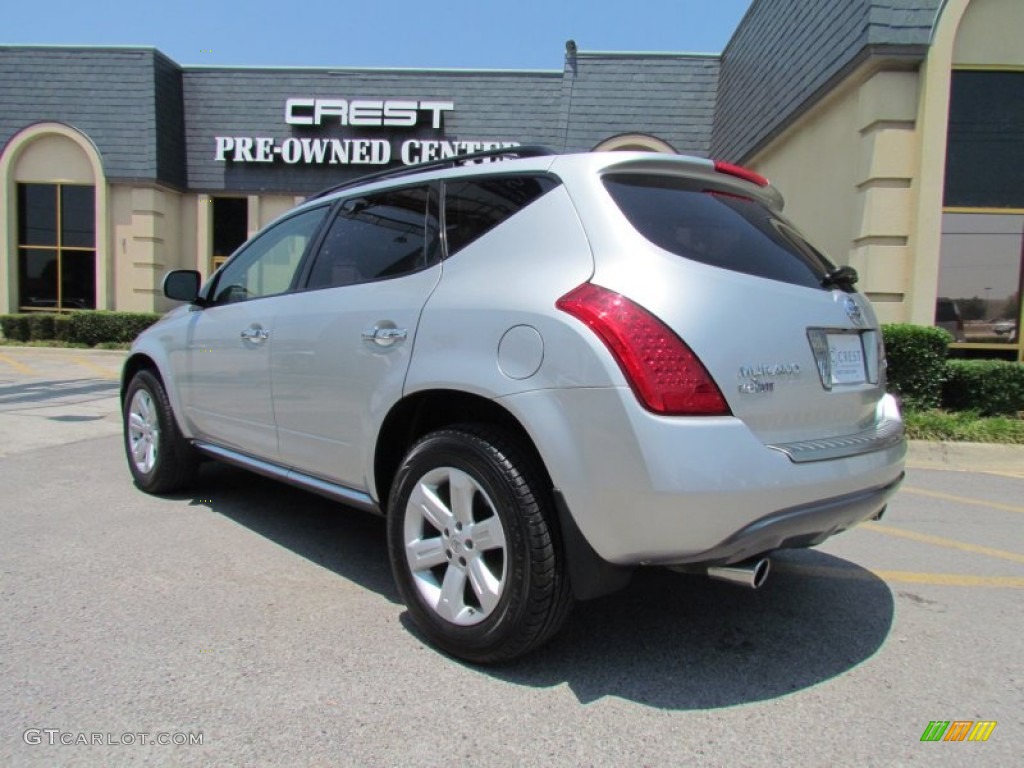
<box><xmin>936</xmin><ymin>213</ymin><xmax>1023</xmax><ymax>345</ymax></box>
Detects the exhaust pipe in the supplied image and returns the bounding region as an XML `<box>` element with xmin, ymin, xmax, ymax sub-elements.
<box><xmin>707</xmin><ymin>557</ymin><xmax>770</xmax><ymax>589</ymax></box>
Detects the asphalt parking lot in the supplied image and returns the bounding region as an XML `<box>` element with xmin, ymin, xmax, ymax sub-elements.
<box><xmin>1</xmin><ymin>346</ymin><xmax>1021</xmax><ymax>767</ymax></box>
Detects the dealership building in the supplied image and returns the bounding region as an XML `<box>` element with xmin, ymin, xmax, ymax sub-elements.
<box><xmin>1</xmin><ymin>0</ymin><xmax>1021</xmax><ymax>359</ymax></box>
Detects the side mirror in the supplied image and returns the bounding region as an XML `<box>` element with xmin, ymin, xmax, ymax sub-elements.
<box><xmin>163</xmin><ymin>270</ymin><xmax>201</xmax><ymax>302</ymax></box>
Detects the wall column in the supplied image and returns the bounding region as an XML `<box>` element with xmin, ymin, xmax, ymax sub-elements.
<box><xmin>849</xmin><ymin>70</ymin><xmax>920</xmax><ymax>323</ymax></box>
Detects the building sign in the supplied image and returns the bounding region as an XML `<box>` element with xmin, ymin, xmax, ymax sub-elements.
<box><xmin>214</xmin><ymin>97</ymin><xmax>519</xmax><ymax>167</ymax></box>
<box><xmin>284</xmin><ymin>98</ymin><xmax>454</xmax><ymax>127</ymax></box>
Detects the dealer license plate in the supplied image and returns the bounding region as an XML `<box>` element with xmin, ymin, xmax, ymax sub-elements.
<box><xmin>827</xmin><ymin>333</ymin><xmax>867</xmax><ymax>385</ymax></box>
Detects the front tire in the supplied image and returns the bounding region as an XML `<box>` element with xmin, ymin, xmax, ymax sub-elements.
<box><xmin>123</xmin><ymin>369</ymin><xmax>198</xmax><ymax>494</ymax></box>
<box><xmin>387</xmin><ymin>425</ymin><xmax>571</xmax><ymax>663</ymax></box>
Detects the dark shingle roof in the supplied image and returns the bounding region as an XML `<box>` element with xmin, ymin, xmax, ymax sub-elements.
<box><xmin>561</xmin><ymin>52</ymin><xmax>720</xmax><ymax>155</ymax></box>
<box><xmin>0</xmin><ymin>46</ymin><xmax>185</xmax><ymax>187</ymax></box>
<box><xmin>711</xmin><ymin>0</ymin><xmax>941</xmax><ymax>162</ymax></box>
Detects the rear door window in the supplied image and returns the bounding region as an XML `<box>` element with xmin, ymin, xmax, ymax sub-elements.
<box><xmin>603</xmin><ymin>173</ymin><xmax>835</xmax><ymax>290</ymax></box>
<box><xmin>305</xmin><ymin>185</ymin><xmax>440</xmax><ymax>290</ymax></box>
<box><xmin>443</xmin><ymin>175</ymin><xmax>560</xmax><ymax>257</ymax></box>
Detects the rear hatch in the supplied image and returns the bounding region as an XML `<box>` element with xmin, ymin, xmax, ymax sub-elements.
<box><xmin>589</xmin><ymin>166</ymin><xmax>890</xmax><ymax>448</ymax></box>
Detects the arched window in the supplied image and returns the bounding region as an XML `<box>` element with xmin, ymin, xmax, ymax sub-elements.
<box><xmin>1</xmin><ymin>124</ymin><xmax>106</xmax><ymax>312</ymax></box>
<box><xmin>592</xmin><ymin>134</ymin><xmax>677</xmax><ymax>154</ymax></box>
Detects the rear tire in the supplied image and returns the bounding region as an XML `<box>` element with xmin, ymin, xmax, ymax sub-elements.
<box><xmin>123</xmin><ymin>369</ymin><xmax>198</xmax><ymax>494</ymax></box>
<box><xmin>387</xmin><ymin>424</ymin><xmax>571</xmax><ymax>663</ymax></box>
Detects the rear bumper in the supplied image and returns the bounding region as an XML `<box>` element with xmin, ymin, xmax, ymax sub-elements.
<box><xmin>500</xmin><ymin>387</ymin><xmax>906</xmax><ymax>567</ymax></box>
<box><xmin>662</xmin><ymin>472</ymin><xmax>903</xmax><ymax>565</ymax></box>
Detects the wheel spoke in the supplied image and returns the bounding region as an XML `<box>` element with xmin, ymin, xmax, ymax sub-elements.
<box><xmin>128</xmin><ymin>412</ymin><xmax>146</xmax><ymax>433</ymax></box>
<box><xmin>436</xmin><ymin>563</ymin><xmax>467</xmax><ymax>622</ymax></box>
<box><xmin>469</xmin><ymin>516</ymin><xmax>505</xmax><ymax>552</ymax></box>
<box><xmin>132</xmin><ymin>439</ymin><xmax>148</xmax><ymax>464</ymax></box>
<box><xmin>408</xmin><ymin>482</ymin><xmax>454</xmax><ymax>534</ymax></box>
<box><xmin>467</xmin><ymin>558</ymin><xmax>502</xmax><ymax>614</ymax></box>
<box><xmin>136</xmin><ymin>394</ymin><xmax>151</xmax><ymax>421</ymax></box>
<box><xmin>448</xmin><ymin>469</ymin><xmax>477</xmax><ymax>526</ymax></box>
<box><xmin>407</xmin><ymin>537</ymin><xmax>448</xmax><ymax>571</ymax></box>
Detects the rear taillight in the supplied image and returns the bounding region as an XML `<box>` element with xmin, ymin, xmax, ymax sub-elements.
<box><xmin>556</xmin><ymin>283</ymin><xmax>730</xmax><ymax>416</ymax></box>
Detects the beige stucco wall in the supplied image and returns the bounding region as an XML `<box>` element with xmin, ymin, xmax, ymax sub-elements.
<box><xmin>257</xmin><ymin>195</ymin><xmax>300</xmax><ymax>229</ymax></box>
<box><xmin>753</xmin><ymin>81</ymin><xmax>860</xmax><ymax>262</ymax></box>
<box><xmin>749</xmin><ymin>65</ymin><xmax>921</xmax><ymax>324</ymax></box>
<box><xmin>12</xmin><ymin>134</ymin><xmax>94</xmax><ymax>182</ymax></box>
<box><xmin>953</xmin><ymin>0</ymin><xmax>1024</xmax><ymax>66</ymax></box>
<box><xmin>110</xmin><ymin>185</ymin><xmax>188</xmax><ymax>313</ymax></box>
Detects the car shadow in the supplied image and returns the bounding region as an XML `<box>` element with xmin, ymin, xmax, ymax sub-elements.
<box><xmin>184</xmin><ymin>461</ymin><xmax>399</xmax><ymax>603</ymax></box>
<box><xmin>479</xmin><ymin>551</ymin><xmax>894</xmax><ymax>709</ymax></box>
<box><xmin>186</xmin><ymin>462</ymin><xmax>894</xmax><ymax>711</ymax></box>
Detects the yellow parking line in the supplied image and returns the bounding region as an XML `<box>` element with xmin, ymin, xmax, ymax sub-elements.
<box><xmin>779</xmin><ymin>564</ymin><xmax>1024</xmax><ymax>588</ymax></box>
<box><xmin>72</xmin><ymin>356</ymin><xmax>120</xmax><ymax>380</ymax></box>
<box><xmin>872</xmin><ymin>570</ymin><xmax>1024</xmax><ymax>588</ymax></box>
<box><xmin>903</xmin><ymin>486</ymin><xmax>1024</xmax><ymax>515</ymax></box>
<box><xmin>0</xmin><ymin>352</ymin><xmax>36</xmax><ymax>375</ymax></box>
<box><xmin>862</xmin><ymin>522</ymin><xmax>1024</xmax><ymax>565</ymax></box>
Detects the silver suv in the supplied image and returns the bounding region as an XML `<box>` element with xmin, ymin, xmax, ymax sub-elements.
<box><xmin>122</xmin><ymin>148</ymin><xmax>905</xmax><ymax>663</ymax></box>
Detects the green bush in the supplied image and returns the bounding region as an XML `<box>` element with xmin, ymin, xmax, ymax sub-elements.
<box><xmin>0</xmin><ymin>313</ymin><xmax>31</xmax><ymax>342</ymax></box>
<box><xmin>0</xmin><ymin>311</ymin><xmax>161</xmax><ymax>346</ymax></box>
<box><xmin>27</xmin><ymin>313</ymin><xmax>56</xmax><ymax>341</ymax></box>
<box><xmin>882</xmin><ymin>324</ymin><xmax>952</xmax><ymax>410</ymax></box>
<box><xmin>943</xmin><ymin>359</ymin><xmax>1024</xmax><ymax>416</ymax></box>
<box><xmin>66</xmin><ymin>311</ymin><xmax>162</xmax><ymax>346</ymax></box>
<box><xmin>53</xmin><ymin>314</ymin><xmax>73</xmax><ymax>342</ymax></box>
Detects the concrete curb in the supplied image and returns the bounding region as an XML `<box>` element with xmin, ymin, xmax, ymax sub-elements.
<box><xmin>0</xmin><ymin>345</ymin><xmax>129</xmax><ymax>359</ymax></box>
<box><xmin>907</xmin><ymin>440</ymin><xmax>1024</xmax><ymax>476</ymax></box>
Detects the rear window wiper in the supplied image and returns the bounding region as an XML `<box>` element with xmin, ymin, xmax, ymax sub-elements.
<box><xmin>821</xmin><ymin>265</ymin><xmax>859</xmax><ymax>291</ymax></box>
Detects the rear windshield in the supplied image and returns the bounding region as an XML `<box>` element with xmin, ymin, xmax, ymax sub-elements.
<box><xmin>603</xmin><ymin>174</ymin><xmax>836</xmax><ymax>290</ymax></box>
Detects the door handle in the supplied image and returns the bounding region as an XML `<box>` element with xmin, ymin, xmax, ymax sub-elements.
<box><xmin>362</xmin><ymin>325</ymin><xmax>408</xmax><ymax>347</ymax></box>
<box><xmin>240</xmin><ymin>326</ymin><xmax>270</xmax><ymax>343</ymax></box>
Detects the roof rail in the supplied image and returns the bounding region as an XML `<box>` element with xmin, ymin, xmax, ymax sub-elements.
<box><xmin>308</xmin><ymin>145</ymin><xmax>557</xmax><ymax>200</ymax></box>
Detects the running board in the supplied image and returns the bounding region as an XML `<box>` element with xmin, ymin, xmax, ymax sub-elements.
<box><xmin>193</xmin><ymin>441</ymin><xmax>381</xmax><ymax>514</ymax></box>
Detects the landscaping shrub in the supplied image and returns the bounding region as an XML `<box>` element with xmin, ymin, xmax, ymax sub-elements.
<box><xmin>66</xmin><ymin>311</ymin><xmax>161</xmax><ymax>346</ymax></box>
<box><xmin>882</xmin><ymin>324</ymin><xmax>952</xmax><ymax>410</ymax></box>
<box><xmin>0</xmin><ymin>313</ymin><xmax>32</xmax><ymax>342</ymax></box>
<box><xmin>943</xmin><ymin>359</ymin><xmax>1024</xmax><ymax>417</ymax></box>
<box><xmin>52</xmin><ymin>314</ymin><xmax>73</xmax><ymax>342</ymax></box>
<box><xmin>0</xmin><ymin>311</ymin><xmax>161</xmax><ymax>346</ymax></box>
<box><xmin>26</xmin><ymin>313</ymin><xmax>55</xmax><ymax>341</ymax></box>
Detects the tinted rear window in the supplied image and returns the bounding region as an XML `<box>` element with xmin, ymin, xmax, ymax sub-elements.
<box><xmin>603</xmin><ymin>174</ymin><xmax>835</xmax><ymax>290</ymax></box>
